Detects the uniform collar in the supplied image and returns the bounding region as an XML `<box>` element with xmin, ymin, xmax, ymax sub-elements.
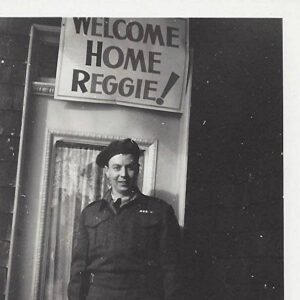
<box><xmin>111</xmin><ymin>188</ymin><xmax>140</xmax><ymax>206</ymax></box>
<box><xmin>100</xmin><ymin>188</ymin><xmax>142</xmax><ymax>211</ymax></box>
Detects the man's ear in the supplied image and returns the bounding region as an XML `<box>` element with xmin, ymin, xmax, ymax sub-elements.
<box><xmin>134</xmin><ymin>162</ymin><xmax>140</xmax><ymax>177</ymax></box>
<box><xmin>104</xmin><ymin>165</ymin><xmax>109</xmax><ymax>177</ymax></box>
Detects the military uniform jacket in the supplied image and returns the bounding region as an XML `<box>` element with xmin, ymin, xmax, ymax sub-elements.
<box><xmin>68</xmin><ymin>192</ymin><xmax>182</xmax><ymax>300</ymax></box>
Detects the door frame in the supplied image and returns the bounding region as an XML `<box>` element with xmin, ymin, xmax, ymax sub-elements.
<box><xmin>6</xmin><ymin>22</ymin><xmax>192</xmax><ymax>299</ymax></box>
<box><xmin>6</xmin><ymin>24</ymin><xmax>61</xmax><ymax>300</ymax></box>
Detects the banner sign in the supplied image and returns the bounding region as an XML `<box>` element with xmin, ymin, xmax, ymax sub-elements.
<box><xmin>55</xmin><ymin>18</ymin><xmax>189</xmax><ymax>112</ymax></box>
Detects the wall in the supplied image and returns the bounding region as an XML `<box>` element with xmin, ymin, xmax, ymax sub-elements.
<box><xmin>184</xmin><ymin>19</ymin><xmax>283</xmax><ymax>300</ymax></box>
<box><xmin>8</xmin><ymin>95</ymin><xmax>186</xmax><ymax>300</ymax></box>
<box><xmin>0</xmin><ymin>18</ymin><xmax>61</xmax><ymax>300</ymax></box>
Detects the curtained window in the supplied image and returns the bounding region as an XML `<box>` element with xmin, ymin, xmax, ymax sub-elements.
<box><xmin>40</xmin><ymin>141</ymin><xmax>144</xmax><ymax>300</ymax></box>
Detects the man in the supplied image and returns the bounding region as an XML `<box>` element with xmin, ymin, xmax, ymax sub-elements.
<box><xmin>68</xmin><ymin>138</ymin><xmax>182</xmax><ymax>300</ymax></box>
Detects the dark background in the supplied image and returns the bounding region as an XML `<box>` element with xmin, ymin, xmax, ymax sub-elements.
<box><xmin>0</xmin><ymin>18</ymin><xmax>282</xmax><ymax>299</ymax></box>
<box><xmin>184</xmin><ymin>19</ymin><xmax>283</xmax><ymax>299</ymax></box>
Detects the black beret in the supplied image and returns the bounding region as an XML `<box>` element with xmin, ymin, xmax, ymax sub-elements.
<box><xmin>96</xmin><ymin>138</ymin><xmax>140</xmax><ymax>167</ymax></box>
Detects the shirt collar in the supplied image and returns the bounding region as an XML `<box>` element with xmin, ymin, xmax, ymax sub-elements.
<box><xmin>106</xmin><ymin>188</ymin><xmax>140</xmax><ymax>207</ymax></box>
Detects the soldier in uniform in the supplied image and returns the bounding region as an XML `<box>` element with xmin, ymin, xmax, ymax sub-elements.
<box><xmin>68</xmin><ymin>138</ymin><xmax>182</xmax><ymax>300</ymax></box>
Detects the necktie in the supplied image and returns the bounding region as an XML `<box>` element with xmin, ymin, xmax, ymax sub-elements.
<box><xmin>113</xmin><ymin>198</ymin><xmax>122</xmax><ymax>212</ymax></box>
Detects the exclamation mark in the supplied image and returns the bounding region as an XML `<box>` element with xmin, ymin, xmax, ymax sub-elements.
<box><xmin>156</xmin><ymin>72</ymin><xmax>180</xmax><ymax>105</ymax></box>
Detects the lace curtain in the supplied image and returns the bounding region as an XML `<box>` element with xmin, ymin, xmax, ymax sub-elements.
<box><xmin>42</xmin><ymin>143</ymin><xmax>106</xmax><ymax>300</ymax></box>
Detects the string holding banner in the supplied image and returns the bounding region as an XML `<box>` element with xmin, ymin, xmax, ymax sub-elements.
<box><xmin>55</xmin><ymin>18</ymin><xmax>189</xmax><ymax>113</ymax></box>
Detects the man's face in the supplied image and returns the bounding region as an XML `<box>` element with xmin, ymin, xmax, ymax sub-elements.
<box><xmin>104</xmin><ymin>153</ymin><xmax>139</xmax><ymax>196</ymax></box>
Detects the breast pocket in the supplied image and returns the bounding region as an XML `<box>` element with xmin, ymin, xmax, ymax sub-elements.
<box><xmin>135</xmin><ymin>215</ymin><xmax>161</xmax><ymax>257</ymax></box>
<box><xmin>85</xmin><ymin>215</ymin><xmax>111</xmax><ymax>251</ymax></box>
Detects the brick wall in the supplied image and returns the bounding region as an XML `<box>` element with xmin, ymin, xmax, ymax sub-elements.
<box><xmin>184</xmin><ymin>19</ymin><xmax>283</xmax><ymax>299</ymax></box>
<box><xmin>0</xmin><ymin>17</ymin><xmax>60</xmax><ymax>299</ymax></box>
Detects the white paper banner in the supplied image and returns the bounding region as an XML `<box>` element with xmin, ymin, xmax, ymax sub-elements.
<box><xmin>55</xmin><ymin>18</ymin><xmax>189</xmax><ymax>112</ymax></box>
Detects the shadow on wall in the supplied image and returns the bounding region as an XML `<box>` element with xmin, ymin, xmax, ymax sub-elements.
<box><xmin>149</xmin><ymin>189</ymin><xmax>179</xmax><ymax>218</ymax></box>
<box><xmin>150</xmin><ymin>190</ymin><xmax>234</xmax><ymax>299</ymax></box>
<box><xmin>151</xmin><ymin>189</ymin><xmax>178</xmax><ymax>205</ymax></box>
<box><xmin>149</xmin><ymin>189</ymin><xmax>230</xmax><ymax>299</ymax></box>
